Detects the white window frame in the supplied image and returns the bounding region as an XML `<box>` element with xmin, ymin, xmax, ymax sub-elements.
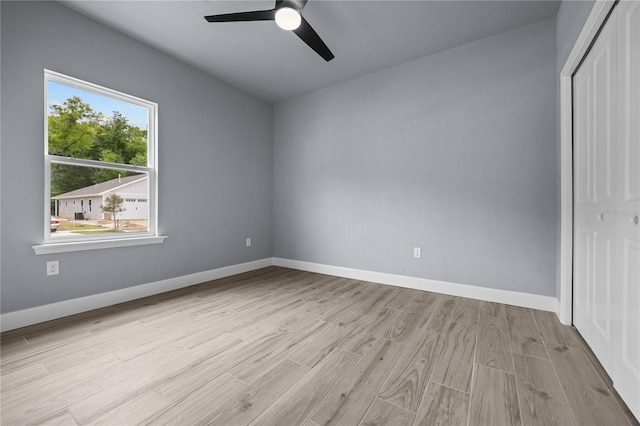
<box><xmin>34</xmin><ymin>70</ymin><xmax>165</xmax><ymax>255</ymax></box>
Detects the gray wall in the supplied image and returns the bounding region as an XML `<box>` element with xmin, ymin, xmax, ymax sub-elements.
<box><xmin>1</xmin><ymin>1</ymin><xmax>571</xmax><ymax>315</ymax></box>
<box><xmin>0</xmin><ymin>1</ymin><xmax>273</xmax><ymax>313</ymax></box>
<box><xmin>556</xmin><ymin>0</ymin><xmax>596</xmax><ymax>66</ymax></box>
<box><xmin>555</xmin><ymin>0</ymin><xmax>595</xmax><ymax>298</ymax></box>
<box><xmin>273</xmin><ymin>18</ymin><xmax>558</xmax><ymax>296</ymax></box>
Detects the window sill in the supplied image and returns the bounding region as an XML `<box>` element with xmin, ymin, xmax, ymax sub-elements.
<box><xmin>33</xmin><ymin>235</ymin><xmax>167</xmax><ymax>255</ymax></box>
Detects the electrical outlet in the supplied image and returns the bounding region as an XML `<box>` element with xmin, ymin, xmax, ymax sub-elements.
<box><xmin>413</xmin><ymin>247</ymin><xmax>422</xmax><ymax>258</ymax></box>
<box><xmin>47</xmin><ymin>260</ymin><xmax>59</xmax><ymax>276</ymax></box>
<box><xmin>246</xmin><ymin>238</ymin><xmax>252</xmax><ymax>247</ymax></box>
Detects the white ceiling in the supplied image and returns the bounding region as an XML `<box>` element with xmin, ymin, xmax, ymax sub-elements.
<box><xmin>59</xmin><ymin>0</ymin><xmax>560</xmax><ymax>103</ymax></box>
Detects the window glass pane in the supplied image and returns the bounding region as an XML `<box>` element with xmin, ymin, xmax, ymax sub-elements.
<box><xmin>47</xmin><ymin>81</ymin><xmax>149</xmax><ymax>166</ymax></box>
<box><xmin>50</xmin><ymin>163</ymin><xmax>148</xmax><ymax>238</ymax></box>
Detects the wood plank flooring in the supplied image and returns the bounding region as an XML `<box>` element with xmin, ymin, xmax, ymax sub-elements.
<box><xmin>1</xmin><ymin>266</ymin><xmax>637</xmax><ymax>426</ymax></box>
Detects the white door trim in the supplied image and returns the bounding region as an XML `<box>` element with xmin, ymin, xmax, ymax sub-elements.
<box><xmin>559</xmin><ymin>0</ymin><xmax>617</xmax><ymax>325</ymax></box>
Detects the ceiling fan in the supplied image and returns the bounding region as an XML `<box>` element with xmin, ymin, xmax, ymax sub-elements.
<box><xmin>204</xmin><ymin>0</ymin><xmax>334</xmax><ymax>61</ymax></box>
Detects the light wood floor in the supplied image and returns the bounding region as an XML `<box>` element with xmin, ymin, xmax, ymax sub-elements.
<box><xmin>1</xmin><ymin>266</ymin><xmax>638</xmax><ymax>426</ymax></box>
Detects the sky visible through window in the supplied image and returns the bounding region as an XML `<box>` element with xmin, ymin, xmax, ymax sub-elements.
<box><xmin>48</xmin><ymin>81</ymin><xmax>149</xmax><ymax>129</ymax></box>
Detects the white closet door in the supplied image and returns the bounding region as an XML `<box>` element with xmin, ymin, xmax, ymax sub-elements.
<box><xmin>614</xmin><ymin>0</ymin><xmax>640</xmax><ymax>418</ymax></box>
<box><xmin>574</xmin><ymin>1</ymin><xmax>640</xmax><ymax>419</ymax></box>
<box><xmin>573</xmin><ymin>6</ymin><xmax>618</xmax><ymax>375</ymax></box>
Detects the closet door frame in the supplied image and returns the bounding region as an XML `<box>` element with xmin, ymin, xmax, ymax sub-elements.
<box><xmin>559</xmin><ymin>0</ymin><xmax>617</xmax><ymax>326</ymax></box>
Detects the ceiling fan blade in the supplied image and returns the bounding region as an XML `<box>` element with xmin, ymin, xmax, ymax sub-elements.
<box><xmin>204</xmin><ymin>10</ymin><xmax>275</xmax><ymax>23</ymax></box>
<box><xmin>293</xmin><ymin>17</ymin><xmax>334</xmax><ymax>61</ymax></box>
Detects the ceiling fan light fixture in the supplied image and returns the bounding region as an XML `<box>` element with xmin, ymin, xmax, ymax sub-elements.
<box><xmin>275</xmin><ymin>7</ymin><xmax>301</xmax><ymax>30</ymax></box>
<box><xmin>204</xmin><ymin>0</ymin><xmax>334</xmax><ymax>61</ymax></box>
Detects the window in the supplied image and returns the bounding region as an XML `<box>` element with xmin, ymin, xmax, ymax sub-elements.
<box><xmin>35</xmin><ymin>70</ymin><xmax>165</xmax><ymax>254</ymax></box>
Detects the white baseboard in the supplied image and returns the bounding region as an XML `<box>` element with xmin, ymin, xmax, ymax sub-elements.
<box><xmin>273</xmin><ymin>258</ymin><xmax>558</xmax><ymax>312</ymax></box>
<box><xmin>1</xmin><ymin>256</ymin><xmax>559</xmax><ymax>332</ymax></box>
<box><xmin>0</xmin><ymin>258</ymin><xmax>273</xmax><ymax>332</ymax></box>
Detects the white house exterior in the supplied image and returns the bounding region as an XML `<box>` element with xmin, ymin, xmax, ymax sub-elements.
<box><xmin>52</xmin><ymin>174</ymin><xmax>148</xmax><ymax>220</ymax></box>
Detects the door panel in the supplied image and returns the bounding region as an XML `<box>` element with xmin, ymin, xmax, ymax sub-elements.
<box><xmin>592</xmin><ymin>232</ymin><xmax>611</xmax><ymax>338</ymax></box>
<box><xmin>574</xmin><ymin>71</ymin><xmax>592</xmax><ymax>204</ymax></box>
<box><xmin>593</xmin><ymin>41</ymin><xmax>613</xmax><ymax>203</ymax></box>
<box><xmin>576</xmin><ymin>1</ymin><xmax>640</xmax><ymax>419</ymax></box>
<box><xmin>621</xmin><ymin>238</ymin><xmax>639</xmax><ymax>376</ymax></box>
<box><xmin>574</xmin><ymin>228</ymin><xmax>591</xmax><ymax>313</ymax></box>
<box><xmin>614</xmin><ymin>1</ymin><xmax>640</xmax><ymax>418</ymax></box>
<box><xmin>573</xmin><ymin>7</ymin><xmax>617</xmax><ymax>375</ymax></box>
<box><xmin>624</xmin><ymin>1</ymin><xmax>640</xmax><ymax>202</ymax></box>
